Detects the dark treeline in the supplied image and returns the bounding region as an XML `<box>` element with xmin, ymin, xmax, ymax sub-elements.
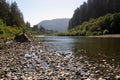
<box><xmin>32</xmin><ymin>25</ymin><xmax>58</xmax><ymax>35</ymax></box>
<box><xmin>0</xmin><ymin>0</ymin><xmax>25</xmax><ymax>27</ymax></box>
<box><xmin>68</xmin><ymin>0</ymin><xmax>120</xmax><ymax>29</ymax></box>
<box><xmin>0</xmin><ymin>0</ymin><xmax>32</xmax><ymax>38</ymax></box>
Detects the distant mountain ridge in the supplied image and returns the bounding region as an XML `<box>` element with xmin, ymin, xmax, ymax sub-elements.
<box><xmin>37</xmin><ymin>18</ymin><xmax>70</xmax><ymax>32</ymax></box>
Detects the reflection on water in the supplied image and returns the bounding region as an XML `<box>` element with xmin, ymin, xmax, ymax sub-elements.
<box><xmin>41</xmin><ymin>36</ymin><xmax>74</xmax><ymax>53</ymax></box>
<box><xmin>40</xmin><ymin>36</ymin><xmax>120</xmax><ymax>64</ymax></box>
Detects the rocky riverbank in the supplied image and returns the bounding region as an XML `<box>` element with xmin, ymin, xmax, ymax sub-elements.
<box><xmin>0</xmin><ymin>38</ymin><xmax>120</xmax><ymax>80</ymax></box>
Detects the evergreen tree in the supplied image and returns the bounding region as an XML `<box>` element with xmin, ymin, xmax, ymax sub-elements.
<box><xmin>26</xmin><ymin>21</ymin><xmax>31</xmax><ymax>28</ymax></box>
<box><xmin>0</xmin><ymin>0</ymin><xmax>25</xmax><ymax>27</ymax></box>
<box><xmin>68</xmin><ymin>0</ymin><xmax>120</xmax><ymax>30</ymax></box>
<box><xmin>9</xmin><ymin>2</ymin><xmax>25</xmax><ymax>27</ymax></box>
<box><xmin>0</xmin><ymin>0</ymin><xmax>9</xmax><ymax>23</ymax></box>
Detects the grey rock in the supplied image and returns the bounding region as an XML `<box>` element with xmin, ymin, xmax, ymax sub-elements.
<box><xmin>14</xmin><ymin>33</ymin><xmax>30</xmax><ymax>42</ymax></box>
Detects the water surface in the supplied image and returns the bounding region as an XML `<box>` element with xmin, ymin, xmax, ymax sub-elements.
<box><xmin>39</xmin><ymin>36</ymin><xmax>120</xmax><ymax>64</ymax></box>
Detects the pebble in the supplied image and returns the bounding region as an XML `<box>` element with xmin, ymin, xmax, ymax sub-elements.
<box><xmin>115</xmin><ymin>75</ymin><xmax>120</xmax><ymax>80</ymax></box>
<box><xmin>0</xmin><ymin>39</ymin><xmax>120</xmax><ymax>80</ymax></box>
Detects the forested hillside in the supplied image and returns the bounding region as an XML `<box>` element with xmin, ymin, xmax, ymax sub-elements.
<box><xmin>68</xmin><ymin>0</ymin><xmax>120</xmax><ymax>29</ymax></box>
<box><xmin>0</xmin><ymin>0</ymin><xmax>25</xmax><ymax>27</ymax></box>
<box><xmin>37</xmin><ymin>18</ymin><xmax>69</xmax><ymax>32</ymax></box>
<box><xmin>64</xmin><ymin>13</ymin><xmax>120</xmax><ymax>36</ymax></box>
<box><xmin>0</xmin><ymin>0</ymin><xmax>30</xmax><ymax>38</ymax></box>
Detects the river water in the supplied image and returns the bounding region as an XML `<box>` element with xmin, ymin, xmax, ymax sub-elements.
<box><xmin>38</xmin><ymin>36</ymin><xmax>120</xmax><ymax>65</ymax></box>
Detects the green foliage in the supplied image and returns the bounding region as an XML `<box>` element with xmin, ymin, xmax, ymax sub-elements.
<box><xmin>0</xmin><ymin>1</ymin><xmax>25</xmax><ymax>27</ymax></box>
<box><xmin>0</xmin><ymin>19</ymin><xmax>27</xmax><ymax>38</ymax></box>
<box><xmin>103</xmin><ymin>29</ymin><xmax>109</xmax><ymax>34</ymax></box>
<box><xmin>31</xmin><ymin>25</ymin><xmax>58</xmax><ymax>35</ymax></box>
<box><xmin>0</xmin><ymin>1</ymin><xmax>32</xmax><ymax>38</ymax></box>
<box><xmin>60</xmin><ymin>13</ymin><xmax>120</xmax><ymax>36</ymax></box>
<box><xmin>69</xmin><ymin>0</ymin><xmax>120</xmax><ymax>29</ymax></box>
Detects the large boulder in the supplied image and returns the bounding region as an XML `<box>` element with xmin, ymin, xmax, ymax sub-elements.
<box><xmin>14</xmin><ymin>33</ymin><xmax>30</xmax><ymax>42</ymax></box>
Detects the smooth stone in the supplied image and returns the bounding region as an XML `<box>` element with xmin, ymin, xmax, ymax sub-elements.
<box><xmin>115</xmin><ymin>75</ymin><xmax>120</xmax><ymax>80</ymax></box>
<box><xmin>75</xmin><ymin>71</ymin><xmax>81</xmax><ymax>75</ymax></box>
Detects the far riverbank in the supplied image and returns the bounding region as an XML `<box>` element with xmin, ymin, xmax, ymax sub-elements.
<box><xmin>88</xmin><ymin>34</ymin><xmax>120</xmax><ymax>38</ymax></box>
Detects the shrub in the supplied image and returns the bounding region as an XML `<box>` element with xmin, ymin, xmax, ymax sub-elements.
<box><xmin>103</xmin><ymin>29</ymin><xmax>109</xmax><ymax>34</ymax></box>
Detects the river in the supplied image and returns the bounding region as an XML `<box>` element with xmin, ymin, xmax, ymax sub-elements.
<box><xmin>38</xmin><ymin>36</ymin><xmax>120</xmax><ymax>65</ymax></box>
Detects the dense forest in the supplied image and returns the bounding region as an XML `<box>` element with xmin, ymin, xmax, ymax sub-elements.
<box><xmin>0</xmin><ymin>0</ymin><xmax>25</xmax><ymax>27</ymax></box>
<box><xmin>68</xmin><ymin>0</ymin><xmax>120</xmax><ymax>30</ymax></box>
<box><xmin>58</xmin><ymin>13</ymin><xmax>120</xmax><ymax>36</ymax></box>
<box><xmin>0</xmin><ymin>0</ymin><xmax>31</xmax><ymax>38</ymax></box>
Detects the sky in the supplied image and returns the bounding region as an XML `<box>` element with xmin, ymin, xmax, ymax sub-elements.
<box><xmin>7</xmin><ymin>0</ymin><xmax>87</xmax><ymax>26</ymax></box>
